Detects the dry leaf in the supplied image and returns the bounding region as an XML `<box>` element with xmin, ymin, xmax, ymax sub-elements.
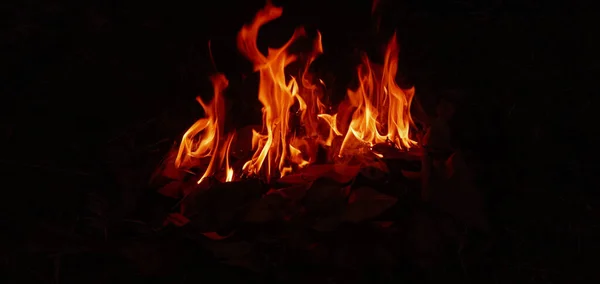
<box><xmin>343</xmin><ymin>187</ymin><xmax>397</xmax><ymax>223</ymax></box>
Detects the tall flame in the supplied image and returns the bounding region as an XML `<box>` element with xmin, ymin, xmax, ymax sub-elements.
<box><xmin>175</xmin><ymin>73</ymin><xmax>234</xmax><ymax>183</ymax></box>
<box><xmin>319</xmin><ymin>34</ymin><xmax>416</xmax><ymax>157</ymax></box>
<box><xmin>237</xmin><ymin>3</ymin><xmax>322</xmax><ymax>182</ymax></box>
<box><xmin>174</xmin><ymin>2</ymin><xmax>417</xmax><ymax>184</ymax></box>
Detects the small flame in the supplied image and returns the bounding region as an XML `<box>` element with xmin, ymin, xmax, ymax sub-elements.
<box><xmin>223</xmin><ymin>133</ymin><xmax>235</xmax><ymax>182</ymax></box>
<box><xmin>175</xmin><ymin>73</ymin><xmax>235</xmax><ymax>183</ymax></box>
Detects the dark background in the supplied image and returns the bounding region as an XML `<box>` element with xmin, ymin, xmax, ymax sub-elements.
<box><xmin>1</xmin><ymin>0</ymin><xmax>597</xmax><ymax>283</ymax></box>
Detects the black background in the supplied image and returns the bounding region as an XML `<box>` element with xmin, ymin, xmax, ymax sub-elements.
<box><xmin>1</xmin><ymin>0</ymin><xmax>597</xmax><ymax>283</ymax></box>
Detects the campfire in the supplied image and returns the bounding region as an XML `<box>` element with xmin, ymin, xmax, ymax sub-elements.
<box><xmin>150</xmin><ymin>1</ymin><xmax>483</xmax><ymax>275</ymax></box>
<box><xmin>175</xmin><ymin>2</ymin><xmax>419</xmax><ymax>186</ymax></box>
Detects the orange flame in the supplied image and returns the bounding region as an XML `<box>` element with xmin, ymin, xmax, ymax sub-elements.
<box><xmin>175</xmin><ymin>2</ymin><xmax>417</xmax><ymax>183</ymax></box>
<box><xmin>175</xmin><ymin>73</ymin><xmax>235</xmax><ymax>183</ymax></box>
<box><xmin>319</xmin><ymin>34</ymin><xmax>416</xmax><ymax>157</ymax></box>
<box><xmin>237</xmin><ymin>3</ymin><xmax>324</xmax><ymax>182</ymax></box>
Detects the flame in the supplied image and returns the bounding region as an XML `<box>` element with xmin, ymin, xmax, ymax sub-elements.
<box><xmin>175</xmin><ymin>73</ymin><xmax>235</xmax><ymax>183</ymax></box>
<box><xmin>222</xmin><ymin>133</ymin><xmax>235</xmax><ymax>182</ymax></box>
<box><xmin>320</xmin><ymin>34</ymin><xmax>417</xmax><ymax>157</ymax></box>
<box><xmin>174</xmin><ymin>2</ymin><xmax>417</xmax><ymax>183</ymax></box>
<box><xmin>237</xmin><ymin>3</ymin><xmax>324</xmax><ymax>182</ymax></box>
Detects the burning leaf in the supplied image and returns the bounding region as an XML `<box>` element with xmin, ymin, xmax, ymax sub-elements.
<box><xmin>343</xmin><ymin>187</ymin><xmax>397</xmax><ymax>223</ymax></box>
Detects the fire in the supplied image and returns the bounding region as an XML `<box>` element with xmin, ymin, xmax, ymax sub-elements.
<box><xmin>175</xmin><ymin>2</ymin><xmax>417</xmax><ymax>184</ymax></box>
<box><xmin>319</xmin><ymin>33</ymin><xmax>417</xmax><ymax>157</ymax></box>
<box><xmin>174</xmin><ymin>73</ymin><xmax>234</xmax><ymax>183</ymax></box>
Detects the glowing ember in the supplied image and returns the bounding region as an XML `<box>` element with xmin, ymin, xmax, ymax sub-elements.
<box><xmin>176</xmin><ymin>2</ymin><xmax>418</xmax><ymax>184</ymax></box>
